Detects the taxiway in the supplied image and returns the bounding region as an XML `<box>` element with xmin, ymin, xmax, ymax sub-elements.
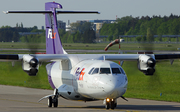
<box><xmin>0</xmin><ymin>85</ymin><xmax>180</xmax><ymax>112</ymax></box>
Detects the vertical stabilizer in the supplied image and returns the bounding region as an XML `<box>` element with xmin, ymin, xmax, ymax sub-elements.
<box><xmin>4</xmin><ymin>2</ymin><xmax>99</xmax><ymax>55</ymax></box>
<box><xmin>45</xmin><ymin>2</ymin><xmax>67</xmax><ymax>54</ymax></box>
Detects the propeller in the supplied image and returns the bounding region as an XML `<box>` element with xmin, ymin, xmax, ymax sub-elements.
<box><xmin>25</xmin><ymin>42</ymin><xmax>42</xmax><ymax>87</ymax></box>
<box><xmin>139</xmin><ymin>40</ymin><xmax>162</xmax><ymax>91</ymax></box>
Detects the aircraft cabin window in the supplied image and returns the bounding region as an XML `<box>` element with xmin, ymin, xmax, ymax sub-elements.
<box><xmin>100</xmin><ymin>68</ymin><xmax>111</xmax><ymax>74</ymax></box>
<box><xmin>91</xmin><ymin>68</ymin><xmax>99</xmax><ymax>74</ymax></box>
<box><xmin>111</xmin><ymin>68</ymin><xmax>121</xmax><ymax>74</ymax></box>
<box><xmin>88</xmin><ymin>67</ymin><xmax>94</xmax><ymax>74</ymax></box>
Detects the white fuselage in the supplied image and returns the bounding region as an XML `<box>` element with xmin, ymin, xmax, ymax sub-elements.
<box><xmin>47</xmin><ymin>58</ymin><xmax>128</xmax><ymax>101</ymax></box>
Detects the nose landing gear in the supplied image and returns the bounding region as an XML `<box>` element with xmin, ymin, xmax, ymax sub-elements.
<box><xmin>48</xmin><ymin>89</ymin><xmax>59</xmax><ymax>108</ymax></box>
<box><xmin>48</xmin><ymin>96</ymin><xmax>58</xmax><ymax>107</ymax></box>
<box><xmin>105</xmin><ymin>98</ymin><xmax>117</xmax><ymax>110</ymax></box>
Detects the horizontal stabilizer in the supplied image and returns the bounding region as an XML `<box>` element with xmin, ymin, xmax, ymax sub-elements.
<box><xmin>3</xmin><ymin>11</ymin><xmax>52</xmax><ymax>14</ymax></box>
<box><xmin>3</xmin><ymin>11</ymin><xmax>100</xmax><ymax>14</ymax></box>
<box><xmin>56</xmin><ymin>11</ymin><xmax>100</xmax><ymax>14</ymax></box>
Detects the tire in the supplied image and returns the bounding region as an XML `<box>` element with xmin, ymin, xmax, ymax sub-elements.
<box><xmin>48</xmin><ymin>96</ymin><xmax>52</xmax><ymax>107</ymax></box>
<box><xmin>53</xmin><ymin>98</ymin><xmax>58</xmax><ymax>107</ymax></box>
<box><xmin>114</xmin><ymin>103</ymin><xmax>117</xmax><ymax>108</ymax></box>
<box><xmin>105</xmin><ymin>102</ymin><xmax>110</xmax><ymax>109</ymax></box>
<box><xmin>111</xmin><ymin>101</ymin><xmax>115</xmax><ymax>109</ymax></box>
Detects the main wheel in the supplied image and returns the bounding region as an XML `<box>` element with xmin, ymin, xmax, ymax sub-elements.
<box><xmin>111</xmin><ymin>100</ymin><xmax>115</xmax><ymax>109</ymax></box>
<box><xmin>105</xmin><ymin>102</ymin><xmax>110</xmax><ymax>109</ymax></box>
<box><xmin>114</xmin><ymin>103</ymin><xmax>117</xmax><ymax>108</ymax></box>
<box><xmin>48</xmin><ymin>96</ymin><xmax>52</xmax><ymax>107</ymax></box>
<box><xmin>53</xmin><ymin>98</ymin><xmax>58</xmax><ymax>107</ymax></box>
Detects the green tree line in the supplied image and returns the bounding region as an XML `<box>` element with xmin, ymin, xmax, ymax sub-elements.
<box><xmin>58</xmin><ymin>22</ymin><xmax>96</xmax><ymax>43</ymax></box>
<box><xmin>0</xmin><ymin>24</ymin><xmax>44</xmax><ymax>42</ymax></box>
<box><xmin>100</xmin><ymin>14</ymin><xmax>180</xmax><ymax>42</ymax></box>
<box><xmin>0</xmin><ymin>22</ymin><xmax>96</xmax><ymax>43</ymax></box>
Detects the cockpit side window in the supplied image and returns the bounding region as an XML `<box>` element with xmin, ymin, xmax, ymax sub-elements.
<box><xmin>111</xmin><ymin>68</ymin><xmax>121</xmax><ymax>74</ymax></box>
<box><xmin>100</xmin><ymin>68</ymin><xmax>111</xmax><ymax>74</ymax></box>
<box><xmin>91</xmin><ymin>68</ymin><xmax>99</xmax><ymax>74</ymax></box>
<box><xmin>120</xmin><ymin>68</ymin><xmax>125</xmax><ymax>74</ymax></box>
<box><xmin>88</xmin><ymin>67</ymin><xmax>94</xmax><ymax>75</ymax></box>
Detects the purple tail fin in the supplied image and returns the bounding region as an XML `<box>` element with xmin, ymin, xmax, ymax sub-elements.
<box><xmin>45</xmin><ymin>2</ymin><xmax>67</xmax><ymax>54</ymax></box>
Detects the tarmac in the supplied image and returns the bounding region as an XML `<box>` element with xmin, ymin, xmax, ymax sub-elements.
<box><xmin>0</xmin><ymin>85</ymin><xmax>180</xmax><ymax>112</ymax></box>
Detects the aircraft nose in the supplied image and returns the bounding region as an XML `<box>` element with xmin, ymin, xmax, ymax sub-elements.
<box><xmin>102</xmin><ymin>74</ymin><xmax>128</xmax><ymax>98</ymax></box>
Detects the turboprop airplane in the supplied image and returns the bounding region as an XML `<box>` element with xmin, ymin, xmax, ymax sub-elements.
<box><xmin>2</xmin><ymin>2</ymin><xmax>180</xmax><ymax>110</ymax></box>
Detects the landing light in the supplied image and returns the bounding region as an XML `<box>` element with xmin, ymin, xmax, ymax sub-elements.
<box><xmin>106</xmin><ymin>98</ymin><xmax>110</xmax><ymax>102</ymax></box>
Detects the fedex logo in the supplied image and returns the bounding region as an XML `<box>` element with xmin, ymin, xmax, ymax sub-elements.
<box><xmin>75</xmin><ymin>67</ymin><xmax>85</xmax><ymax>81</ymax></box>
<box><xmin>48</xmin><ymin>29</ymin><xmax>56</xmax><ymax>39</ymax></box>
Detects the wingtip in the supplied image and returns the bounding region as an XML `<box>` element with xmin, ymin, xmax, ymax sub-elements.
<box><xmin>98</xmin><ymin>11</ymin><xmax>100</xmax><ymax>14</ymax></box>
<box><xmin>3</xmin><ymin>11</ymin><xmax>8</xmax><ymax>14</ymax></box>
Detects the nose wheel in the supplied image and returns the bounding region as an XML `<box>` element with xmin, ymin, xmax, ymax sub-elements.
<box><xmin>48</xmin><ymin>89</ymin><xmax>59</xmax><ymax>108</ymax></box>
<box><xmin>105</xmin><ymin>98</ymin><xmax>117</xmax><ymax>110</ymax></box>
<box><xmin>48</xmin><ymin>96</ymin><xmax>58</xmax><ymax>108</ymax></box>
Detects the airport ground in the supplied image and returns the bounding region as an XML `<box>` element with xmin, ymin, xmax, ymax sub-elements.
<box><xmin>0</xmin><ymin>85</ymin><xmax>180</xmax><ymax>112</ymax></box>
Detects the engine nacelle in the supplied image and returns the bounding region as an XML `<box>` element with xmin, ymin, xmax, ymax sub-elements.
<box><xmin>22</xmin><ymin>55</ymin><xmax>39</xmax><ymax>76</ymax></box>
<box><xmin>138</xmin><ymin>54</ymin><xmax>156</xmax><ymax>75</ymax></box>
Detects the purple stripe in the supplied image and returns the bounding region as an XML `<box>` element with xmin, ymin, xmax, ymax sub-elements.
<box><xmin>46</xmin><ymin>62</ymin><xmax>56</xmax><ymax>89</ymax></box>
<box><xmin>48</xmin><ymin>75</ymin><xmax>56</xmax><ymax>89</ymax></box>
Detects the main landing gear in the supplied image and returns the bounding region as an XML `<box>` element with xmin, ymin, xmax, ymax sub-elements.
<box><xmin>105</xmin><ymin>98</ymin><xmax>117</xmax><ymax>110</ymax></box>
<box><xmin>48</xmin><ymin>89</ymin><xmax>59</xmax><ymax>108</ymax></box>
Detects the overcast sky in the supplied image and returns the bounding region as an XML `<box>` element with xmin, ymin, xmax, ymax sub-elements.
<box><xmin>1</xmin><ymin>0</ymin><xmax>180</xmax><ymax>29</ymax></box>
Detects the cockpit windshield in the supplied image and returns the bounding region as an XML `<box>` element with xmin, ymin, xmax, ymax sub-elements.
<box><xmin>111</xmin><ymin>68</ymin><xmax>121</xmax><ymax>74</ymax></box>
<box><xmin>100</xmin><ymin>68</ymin><xmax>111</xmax><ymax>74</ymax></box>
<box><xmin>120</xmin><ymin>68</ymin><xmax>125</xmax><ymax>74</ymax></box>
<box><xmin>89</xmin><ymin>67</ymin><xmax>121</xmax><ymax>75</ymax></box>
<box><xmin>88</xmin><ymin>67</ymin><xmax>94</xmax><ymax>74</ymax></box>
<box><xmin>91</xmin><ymin>68</ymin><xmax>99</xmax><ymax>74</ymax></box>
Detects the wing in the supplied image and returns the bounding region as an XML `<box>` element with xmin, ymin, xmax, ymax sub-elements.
<box><xmin>0</xmin><ymin>53</ymin><xmax>180</xmax><ymax>76</ymax></box>
<box><xmin>1</xmin><ymin>53</ymin><xmax>180</xmax><ymax>61</ymax></box>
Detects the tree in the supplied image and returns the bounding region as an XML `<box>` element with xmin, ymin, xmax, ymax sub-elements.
<box><xmin>147</xmin><ymin>28</ymin><xmax>154</xmax><ymax>42</ymax></box>
<box><xmin>82</xmin><ymin>29</ymin><xmax>96</xmax><ymax>43</ymax></box>
<box><xmin>20</xmin><ymin>22</ymin><xmax>23</xmax><ymax>28</ymax></box>
<box><xmin>113</xmin><ymin>29</ymin><xmax>119</xmax><ymax>40</ymax></box>
<box><xmin>12</xmin><ymin>32</ymin><xmax>19</xmax><ymax>42</ymax></box>
<box><xmin>58</xmin><ymin>29</ymin><xmax>66</xmax><ymax>37</ymax></box>
<box><xmin>140</xmin><ymin>22</ymin><xmax>148</xmax><ymax>35</ymax></box>
<box><xmin>107</xmin><ymin>35</ymin><xmax>113</xmax><ymax>42</ymax></box>
<box><xmin>157</xmin><ymin>35</ymin><xmax>162</xmax><ymax>42</ymax></box>
<box><xmin>70</xmin><ymin>22</ymin><xmax>93</xmax><ymax>34</ymax></box>
<box><xmin>16</xmin><ymin>23</ymin><xmax>19</xmax><ymax>28</ymax></box>
<box><xmin>141</xmin><ymin>35</ymin><xmax>146</xmax><ymax>42</ymax></box>
<box><xmin>74</xmin><ymin>31</ymin><xmax>81</xmax><ymax>43</ymax></box>
<box><xmin>136</xmin><ymin>36</ymin><xmax>142</xmax><ymax>42</ymax></box>
<box><xmin>67</xmin><ymin>35</ymin><xmax>74</xmax><ymax>43</ymax></box>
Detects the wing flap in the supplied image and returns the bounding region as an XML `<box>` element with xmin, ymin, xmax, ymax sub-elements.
<box><xmin>104</xmin><ymin>54</ymin><xmax>140</xmax><ymax>61</ymax></box>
